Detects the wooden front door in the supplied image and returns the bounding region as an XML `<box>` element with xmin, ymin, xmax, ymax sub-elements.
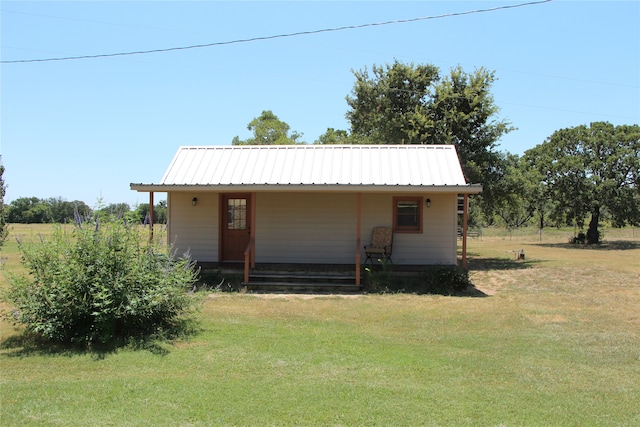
<box><xmin>221</xmin><ymin>194</ymin><xmax>251</xmax><ymax>261</ymax></box>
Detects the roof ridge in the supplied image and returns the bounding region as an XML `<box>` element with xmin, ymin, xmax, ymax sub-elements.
<box><xmin>177</xmin><ymin>144</ymin><xmax>454</xmax><ymax>150</ymax></box>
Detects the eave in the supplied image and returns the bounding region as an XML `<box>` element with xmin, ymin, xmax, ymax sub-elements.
<box><xmin>129</xmin><ymin>183</ymin><xmax>483</xmax><ymax>194</ymax></box>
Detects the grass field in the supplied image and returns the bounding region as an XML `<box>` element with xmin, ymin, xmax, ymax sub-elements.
<box><xmin>1</xmin><ymin>224</ymin><xmax>639</xmax><ymax>426</ymax></box>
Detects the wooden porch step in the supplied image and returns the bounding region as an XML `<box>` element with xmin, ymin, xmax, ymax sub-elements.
<box><xmin>238</xmin><ymin>264</ymin><xmax>362</xmax><ymax>293</ymax></box>
<box><xmin>249</xmin><ymin>273</ymin><xmax>356</xmax><ymax>282</ymax></box>
<box><xmin>245</xmin><ymin>269</ymin><xmax>360</xmax><ymax>293</ymax></box>
<box><xmin>243</xmin><ymin>281</ymin><xmax>362</xmax><ymax>294</ymax></box>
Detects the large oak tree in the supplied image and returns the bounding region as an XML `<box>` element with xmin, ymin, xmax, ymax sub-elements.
<box><xmin>524</xmin><ymin>122</ymin><xmax>640</xmax><ymax>243</ymax></box>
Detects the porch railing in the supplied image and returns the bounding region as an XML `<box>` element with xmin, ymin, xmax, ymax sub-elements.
<box><xmin>243</xmin><ymin>237</ymin><xmax>255</xmax><ymax>283</ymax></box>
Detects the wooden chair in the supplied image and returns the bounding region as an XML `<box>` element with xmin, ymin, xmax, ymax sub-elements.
<box><xmin>364</xmin><ymin>227</ymin><xmax>393</xmax><ymax>265</ymax></box>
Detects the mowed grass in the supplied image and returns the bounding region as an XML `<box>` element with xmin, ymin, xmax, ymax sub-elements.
<box><xmin>1</xmin><ymin>225</ymin><xmax>639</xmax><ymax>426</ymax></box>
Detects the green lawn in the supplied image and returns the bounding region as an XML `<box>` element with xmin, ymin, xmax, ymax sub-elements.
<box><xmin>1</xmin><ymin>225</ymin><xmax>639</xmax><ymax>426</ymax></box>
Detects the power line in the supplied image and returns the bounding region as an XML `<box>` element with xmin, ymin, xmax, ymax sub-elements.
<box><xmin>1</xmin><ymin>0</ymin><xmax>553</xmax><ymax>64</ymax></box>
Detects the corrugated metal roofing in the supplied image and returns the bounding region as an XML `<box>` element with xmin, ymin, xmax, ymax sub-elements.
<box><xmin>156</xmin><ymin>144</ymin><xmax>469</xmax><ymax>187</ymax></box>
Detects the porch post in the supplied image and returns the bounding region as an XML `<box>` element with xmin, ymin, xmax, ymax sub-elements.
<box><xmin>462</xmin><ymin>193</ymin><xmax>469</xmax><ymax>269</ymax></box>
<box><xmin>356</xmin><ymin>192</ymin><xmax>362</xmax><ymax>286</ymax></box>
<box><xmin>250</xmin><ymin>192</ymin><xmax>256</xmax><ymax>268</ymax></box>
<box><xmin>149</xmin><ymin>191</ymin><xmax>154</xmax><ymax>241</ymax></box>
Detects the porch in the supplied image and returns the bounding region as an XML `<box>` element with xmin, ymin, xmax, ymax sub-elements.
<box><xmin>197</xmin><ymin>262</ymin><xmax>438</xmax><ymax>294</ymax></box>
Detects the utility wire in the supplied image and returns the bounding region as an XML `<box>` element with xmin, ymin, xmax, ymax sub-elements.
<box><xmin>1</xmin><ymin>0</ymin><xmax>552</xmax><ymax>64</ymax></box>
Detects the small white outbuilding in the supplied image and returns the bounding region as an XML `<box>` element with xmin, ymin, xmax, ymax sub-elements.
<box><xmin>131</xmin><ymin>144</ymin><xmax>482</xmax><ymax>284</ymax></box>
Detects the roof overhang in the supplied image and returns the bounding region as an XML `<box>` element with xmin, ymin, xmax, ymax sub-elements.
<box><xmin>130</xmin><ymin>183</ymin><xmax>483</xmax><ymax>194</ymax></box>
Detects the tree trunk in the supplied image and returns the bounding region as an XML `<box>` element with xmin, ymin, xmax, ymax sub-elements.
<box><xmin>539</xmin><ymin>212</ymin><xmax>544</xmax><ymax>242</ymax></box>
<box><xmin>586</xmin><ymin>206</ymin><xmax>600</xmax><ymax>244</ymax></box>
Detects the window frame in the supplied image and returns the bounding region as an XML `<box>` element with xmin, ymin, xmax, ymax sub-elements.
<box><xmin>392</xmin><ymin>196</ymin><xmax>423</xmax><ymax>234</ymax></box>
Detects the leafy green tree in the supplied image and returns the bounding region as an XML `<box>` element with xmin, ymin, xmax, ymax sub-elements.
<box><xmin>429</xmin><ymin>66</ymin><xmax>513</xmax><ymax>186</ymax></box>
<box><xmin>6</xmin><ymin>197</ymin><xmax>52</xmax><ymax>223</ymax></box>
<box><xmin>232</xmin><ymin>110</ymin><xmax>304</xmax><ymax>145</ymax></box>
<box><xmin>157</xmin><ymin>200</ymin><xmax>168</xmax><ymax>224</ymax></box>
<box><xmin>314</xmin><ymin>128</ymin><xmax>351</xmax><ymax>145</ymax></box>
<box><xmin>345</xmin><ymin>61</ymin><xmax>513</xmax><ymax>219</ymax></box>
<box><xmin>492</xmin><ymin>153</ymin><xmax>536</xmax><ymax>230</ymax></box>
<box><xmin>3</xmin><ymin>218</ymin><xmax>199</xmax><ymax>346</ymax></box>
<box><xmin>0</xmin><ymin>158</ymin><xmax>8</xmax><ymax>245</ymax></box>
<box><xmin>47</xmin><ymin>197</ymin><xmax>92</xmax><ymax>223</ymax></box>
<box><xmin>522</xmin><ymin>161</ymin><xmax>556</xmax><ymax>231</ymax></box>
<box><xmin>134</xmin><ymin>201</ymin><xmax>167</xmax><ymax>224</ymax></box>
<box><xmin>346</xmin><ymin>61</ymin><xmax>439</xmax><ymax>145</ymax></box>
<box><xmin>96</xmin><ymin>203</ymin><xmax>131</xmax><ymax>222</ymax></box>
<box><xmin>48</xmin><ymin>197</ymin><xmax>75</xmax><ymax>223</ymax></box>
<box><xmin>524</xmin><ymin>122</ymin><xmax>640</xmax><ymax>244</ymax></box>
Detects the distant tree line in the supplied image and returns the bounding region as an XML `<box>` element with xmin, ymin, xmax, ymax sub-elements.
<box><xmin>4</xmin><ymin>197</ymin><xmax>167</xmax><ymax>225</ymax></box>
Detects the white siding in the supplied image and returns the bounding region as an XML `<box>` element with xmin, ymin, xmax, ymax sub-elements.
<box><xmin>167</xmin><ymin>192</ymin><xmax>219</xmax><ymax>263</ymax></box>
<box><xmin>255</xmin><ymin>192</ymin><xmax>357</xmax><ymax>264</ymax></box>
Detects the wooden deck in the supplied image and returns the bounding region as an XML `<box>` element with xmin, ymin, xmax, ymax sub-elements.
<box><xmin>198</xmin><ymin>262</ymin><xmax>434</xmax><ymax>275</ymax></box>
<box><xmin>197</xmin><ymin>262</ymin><xmax>435</xmax><ymax>294</ymax></box>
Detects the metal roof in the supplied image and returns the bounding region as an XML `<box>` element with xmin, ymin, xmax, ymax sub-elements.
<box><xmin>131</xmin><ymin>145</ymin><xmax>482</xmax><ymax>193</ymax></box>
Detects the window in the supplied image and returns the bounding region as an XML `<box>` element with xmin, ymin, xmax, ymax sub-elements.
<box><xmin>393</xmin><ymin>197</ymin><xmax>423</xmax><ymax>233</ymax></box>
<box><xmin>227</xmin><ymin>198</ymin><xmax>247</xmax><ymax>230</ymax></box>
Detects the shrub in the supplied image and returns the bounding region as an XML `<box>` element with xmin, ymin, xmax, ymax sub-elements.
<box><xmin>3</xmin><ymin>220</ymin><xmax>200</xmax><ymax>346</ymax></box>
<box><xmin>570</xmin><ymin>230</ymin><xmax>603</xmax><ymax>245</ymax></box>
<box><xmin>193</xmin><ymin>269</ymin><xmax>243</xmax><ymax>292</ymax></box>
<box><xmin>364</xmin><ymin>263</ymin><xmax>472</xmax><ymax>296</ymax></box>
<box><xmin>363</xmin><ymin>257</ymin><xmax>394</xmax><ymax>292</ymax></box>
<box><xmin>418</xmin><ymin>265</ymin><xmax>473</xmax><ymax>295</ymax></box>
<box><xmin>571</xmin><ymin>231</ymin><xmax>587</xmax><ymax>244</ymax></box>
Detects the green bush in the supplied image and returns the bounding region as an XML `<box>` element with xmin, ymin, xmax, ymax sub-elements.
<box><xmin>364</xmin><ymin>264</ymin><xmax>472</xmax><ymax>296</ymax></box>
<box><xmin>570</xmin><ymin>230</ymin><xmax>604</xmax><ymax>245</ymax></box>
<box><xmin>3</xmin><ymin>220</ymin><xmax>200</xmax><ymax>346</ymax></box>
<box><xmin>571</xmin><ymin>231</ymin><xmax>587</xmax><ymax>244</ymax></box>
<box><xmin>193</xmin><ymin>269</ymin><xmax>243</xmax><ymax>292</ymax></box>
<box><xmin>418</xmin><ymin>265</ymin><xmax>473</xmax><ymax>295</ymax></box>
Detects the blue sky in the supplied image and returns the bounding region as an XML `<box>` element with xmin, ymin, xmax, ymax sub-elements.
<box><xmin>1</xmin><ymin>1</ymin><xmax>638</xmax><ymax>207</ymax></box>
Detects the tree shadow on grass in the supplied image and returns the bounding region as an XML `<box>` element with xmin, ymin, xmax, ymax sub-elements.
<box><xmin>467</xmin><ymin>257</ymin><xmax>541</xmax><ymax>271</ymax></box>
<box><xmin>454</xmin><ymin>255</ymin><xmax>542</xmax><ymax>298</ymax></box>
<box><xmin>457</xmin><ymin>286</ymin><xmax>489</xmax><ymax>298</ymax></box>
<box><xmin>0</xmin><ymin>333</ymin><xmax>114</xmax><ymax>359</ymax></box>
<box><xmin>533</xmin><ymin>240</ymin><xmax>640</xmax><ymax>251</ymax></box>
<box><xmin>0</xmin><ymin>330</ymin><xmax>183</xmax><ymax>359</ymax></box>
<box><xmin>364</xmin><ymin>263</ymin><xmax>504</xmax><ymax>298</ymax></box>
